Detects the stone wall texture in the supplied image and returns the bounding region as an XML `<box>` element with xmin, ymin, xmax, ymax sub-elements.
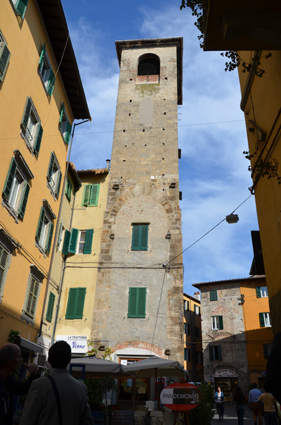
<box><xmin>91</xmin><ymin>41</ymin><xmax>184</xmax><ymax>363</ymax></box>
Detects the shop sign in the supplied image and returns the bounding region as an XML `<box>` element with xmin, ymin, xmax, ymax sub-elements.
<box><xmin>56</xmin><ymin>335</ymin><xmax>88</xmax><ymax>353</ymax></box>
<box><xmin>214</xmin><ymin>369</ymin><xmax>238</xmax><ymax>378</ymax></box>
<box><xmin>160</xmin><ymin>383</ymin><xmax>202</xmax><ymax>411</ymax></box>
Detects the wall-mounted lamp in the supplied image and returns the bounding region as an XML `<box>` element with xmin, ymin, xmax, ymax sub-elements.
<box><xmin>99</xmin><ymin>345</ymin><xmax>105</xmax><ymax>351</ymax></box>
<box><xmin>165</xmin><ymin>349</ymin><xmax>171</xmax><ymax>356</ymax></box>
<box><xmin>226</xmin><ymin>213</ymin><xmax>239</xmax><ymax>224</ymax></box>
<box><xmin>165</xmin><ymin>232</ymin><xmax>171</xmax><ymax>239</ymax></box>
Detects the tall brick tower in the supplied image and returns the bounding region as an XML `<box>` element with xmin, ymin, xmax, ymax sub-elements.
<box><xmin>92</xmin><ymin>38</ymin><xmax>184</xmax><ymax>365</ymax></box>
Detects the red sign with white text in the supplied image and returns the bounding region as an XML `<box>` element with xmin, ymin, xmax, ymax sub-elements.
<box><xmin>160</xmin><ymin>383</ymin><xmax>202</xmax><ymax>411</ymax></box>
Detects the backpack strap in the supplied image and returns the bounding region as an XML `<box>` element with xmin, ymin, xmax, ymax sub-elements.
<box><xmin>46</xmin><ymin>375</ymin><xmax>63</xmax><ymax>425</ymax></box>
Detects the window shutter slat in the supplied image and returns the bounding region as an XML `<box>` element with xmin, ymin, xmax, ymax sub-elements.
<box><xmin>46</xmin><ymin>292</ymin><xmax>55</xmax><ymax>322</ymax></box>
<box><xmin>137</xmin><ymin>288</ymin><xmax>146</xmax><ymax>317</ymax></box>
<box><xmin>219</xmin><ymin>316</ymin><xmax>223</xmax><ymax>330</ymax></box>
<box><xmin>38</xmin><ymin>43</ymin><xmax>46</xmax><ymax>72</ymax></box>
<box><xmin>65</xmin><ymin>288</ymin><xmax>76</xmax><ymax>319</ymax></box>
<box><xmin>18</xmin><ymin>181</ymin><xmax>30</xmax><ymax>220</ymax></box>
<box><xmin>34</xmin><ymin>124</ymin><xmax>43</xmax><ymax>156</ymax></box>
<box><xmin>84</xmin><ymin>229</ymin><xmax>94</xmax><ymax>254</ymax></box>
<box><xmin>57</xmin><ymin>221</ymin><xmax>63</xmax><ymax>246</ymax></box>
<box><xmin>128</xmin><ymin>288</ymin><xmax>137</xmax><ymax>317</ymax></box>
<box><xmin>21</xmin><ymin>97</ymin><xmax>32</xmax><ymax>130</ymax></box>
<box><xmin>90</xmin><ymin>184</ymin><xmax>100</xmax><ymax>206</ymax></box>
<box><xmin>35</xmin><ymin>207</ymin><xmax>45</xmax><ymax>241</ymax></box>
<box><xmin>69</xmin><ymin>228</ymin><xmax>78</xmax><ymax>254</ymax></box>
<box><xmin>0</xmin><ymin>246</ymin><xmax>8</xmax><ymax>290</ymax></box>
<box><xmin>62</xmin><ymin>230</ymin><xmax>71</xmax><ymax>255</ymax></box>
<box><xmin>59</xmin><ymin>102</ymin><xmax>65</xmax><ymax>124</ymax></box>
<box><xmin>0</xmin><ymin>42</ymin><xmax>11</xmax><ymax>82</ymax></box>
<box><xmin>47</xmin><ymin>69</ymin><xmax>55</xmax><ymax>97</ymax></box>
<box><xmin>82</xmin><ymin>185</ymin><xmax>90</xmax><ymax>206</ymax></box>
<box><xmin>256</xmin><ymin>287</ymin><xmax>261</xmax><ymax>298</ymax></box>
<box><xmin>15</xmin><ymin>0</ymin><xmax>29</xmax><ymax>19</ymax></box>
<box><xmin>46</xmin><ymin>222</ymin><xmax>54</xmax><ymax>254</ymax></box>
<box><xmin>3</xmin><ymin>158</ymin><xmax>17</xmax><ymax>199</ymax></box>
<box><xmin>75</xmin><ymin>288</ymin><xmax>86</xmax><ymax>318</ymax></box>
<box><xmin>47</xmin><ymin>152</ymin><xmax>55</xmax><ymax>182</ymax></box>
<box><xmin>132</xmin><ymin>226</ymin><xmax>140</xmax><ymax>250</ymax></box>
<box><xmin>140</xmin><ymin>225</ymin><xmax>148</xmax><ymax>250</ymax></box>
<box><xmin>64</xmin><ymin>122</ymin><xmax>72</xmax><ymax>145</ymax></box>
<box><xmin>259</xmin><ymin>312</ymin><xmax>265</xmax><ymax>327</ymax></box>
<box><xmin>56</xmin><ymin>170</ymin><xmax>62</xmax><ymax>198</ymax></box>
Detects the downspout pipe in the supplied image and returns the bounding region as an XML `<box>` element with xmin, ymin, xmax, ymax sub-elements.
<box><xmin>38</xmin><ymin>119</ymin><xmax>90</xmax><ymax>341</ymax></box>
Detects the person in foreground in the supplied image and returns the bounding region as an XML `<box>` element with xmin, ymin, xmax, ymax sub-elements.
<box><xmin>248</xmin><ymin>383</ymin><xmax>262</xmax><ymax>425</ymax></box>
<box><xmin>0</xmin><ymin>343</ymin><xmax>39</xmax><ymax>425</ymax></box>
<box><xmin>258</xmin><ymin>385</ymin><xmax>278</xmax><ymax>425</ymax></box>
<box><xmin>214</xmin><ymin>386</ymin><xmax>224</xmax><ymax>421</ymax></box>
<box><xmin>234</xmin><ymin>386</ymin><xmax>245</xmax><ymax>425</ymax></box>
<box><xmin>19</xmin><ymin>341</ymin><xmax>94</xmax><ymax>425</ymax></box>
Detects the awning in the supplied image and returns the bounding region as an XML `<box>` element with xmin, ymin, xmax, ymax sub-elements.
<box><xmin>19</xmin><ymin>337</ymin><xmax>44</xmax><ymax>354</ymax></box>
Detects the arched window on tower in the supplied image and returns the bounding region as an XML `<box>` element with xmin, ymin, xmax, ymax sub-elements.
<box><xmin>137</xmin><ymin>54</ymin><xmax>160</xmax><ymax>83</ymax></box>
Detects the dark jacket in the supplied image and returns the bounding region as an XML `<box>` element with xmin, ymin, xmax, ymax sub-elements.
<box><xmin>0</xmin><ymin>373</ymin><xmax>37</xmax><ymax>425</ymax></box>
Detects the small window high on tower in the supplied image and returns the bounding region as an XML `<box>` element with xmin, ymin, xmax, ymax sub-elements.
<box><xmin>137</xmin><ymin>54</ymin><xmax>160</xmax><ymax>82</ymax></box>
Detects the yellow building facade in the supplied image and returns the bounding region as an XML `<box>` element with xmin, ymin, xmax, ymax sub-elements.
<box><xmin>55</xmin><ymin>168</ymin><xmax>109</xmax><ymax>354</ymax></box>
<box><xmin>183</xmin><ymin>292</ymin><xmax>203</xmax><ymax>382</ymax></box>
<box><xmin>0</xmin><ymin>0</ymin><xmax>89</xmax><ymax>360</ymax></box>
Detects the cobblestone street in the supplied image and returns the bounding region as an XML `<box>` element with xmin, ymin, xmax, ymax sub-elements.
<box><xmin>211</xmin><ymin>402</ymin><xmax>255</xmax><ymax>425</ymax></box>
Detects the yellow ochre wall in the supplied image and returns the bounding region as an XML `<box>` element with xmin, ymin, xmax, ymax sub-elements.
<box><xmin>56</xmin><ymin>171</ymin><xmax>109</xmax><ymax>341</ymax></box>
<box><xmin>0</xmin><ymin>0</ymin><xmax>73</xmax><ymax>345</ymax></box>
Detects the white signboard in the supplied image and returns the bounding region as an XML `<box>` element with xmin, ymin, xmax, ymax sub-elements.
<box><xmin>214</xmin><ymin>369</ymin><xmax>238</xmax><ymax>378</ymax></box>
<box><xmin>56</xmin><ymin>335</ymin><xmax>88</xmax><ymax>353</ymax></box>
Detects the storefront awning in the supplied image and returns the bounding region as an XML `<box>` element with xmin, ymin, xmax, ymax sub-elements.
<box><xmin>19</xmin><ymin>337</ymin><xmax>44</xmax><ymax>354</ymax></box>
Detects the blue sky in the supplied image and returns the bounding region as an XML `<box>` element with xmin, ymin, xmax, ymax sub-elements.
<box><xmin>61</xmin><ymin>0</ymin><xmax>259</xmax><ymax>295</ymax></box>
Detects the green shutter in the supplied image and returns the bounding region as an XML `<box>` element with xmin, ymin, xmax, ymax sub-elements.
<box><xmin>59</xmin><ymin>103</ymin><xmax>65</xmax><ymax>124</ymax></box>
<box><xmin>3</xmin><ymin>158</ymin><xmax>17</xmax><ymax>199</ymax></box>
<box><xmin>256</xmin><ymin>287</ymin><xmax>261</xmax><ymax>298</ymax></box>
<box><xmin>84</xmin><ymin>229</ymin><xmax>94</xmax><ymax>254</ymax></box>
<box><xmin>21</xmin><ymin>97</ymin><xmax>32</xmax><ymax>131</ymax></box>
<box><xmin>69</xmin><ymin>228</ymin><xmax>78</xmax><ymax>254</ymax></box>
<box><xmin>55</xmin><ymin>170</ymin><xmax>62</xmax><ymax>198</ymax></box>
<box><xmin>34</xmin><ymin>124</ymin><xmax>43</xmax><ymax>156</ymax></box>
<box><xmin>62</xmin><ymin>230</ymin><xmax>71</xmax><ymax>255</ymax></box>
<box><xmin>82</xmin><ymin>185</ymin><xmax>91</xmax><ymax>206</ymax></box>
<box><xmin>219</xmin><ymin>316</ymin><xmax>223</xmax><ymax>330</ymax></box>
<box><xmin>35</xmin><ymin>207</ymin><xmax>45</xmax><ymax>241</ymax></box>
<box><xmin>128</xmin><ymin>288</ymin><xmax>137</xmax><ymax>317</ymax></box>
<box><xmin>38</xmin><ymin>43</ymin><xmax>46</xmax><ymax>72</ymax></box>
<box><xmin>47</xmin><ymin>69</ymin><xmax>55</xmax><ymax>97</ymax></box>
<box><xmin>65</xmin><ymin>288</ymin><xmax>76</xmax><ymax>319</ymax></box>
<box><xmin>132</xmin><ymin>226</ymin><xmax>140</xmax><ymax>250</ymax></box>
<box><xmin>57</xmin><ymin>221</ymin><xmax>63</xmax><ymax>246</ymax></box>
<box><xmin>259</xmin><ymin>312</ymin><xmax>265</xmax><ymax>327</ymax></box>
<box><xmin>139</xmin><ymin>225</ymin><xmax>148</xmax><ymax>250</ymax></box>
<box><xmin>137</xmin><ymin>288</ymin><xmax>146</xmax><ymax>317</ymax></box>
<box><xmin>15</xmin><ymin>0</ymin><xmax>29</xmax><ymax>19</ymax></box>
<box><xmin>209</xmin><ymin>346</ymin><xmax>214</xmax><ymax>361</ymax></box>
<box><xmin>89</xmin><ymin>184</ymin><xmax>100</xmax><ymax>206</ymax></box>
<box><xmin>0</xmin><ymin>245</ymin><xmax>9</xmax><ymax>290</ymax></box>
<box><xmin>210</xmin><ymin>290</ymin><xmax>217</xmax><ymax>301</ymax></box>
<box><xmin>46</xmin><ymin>222</ymin><xmax>54</xmax><ymax>254</ymax></box>
<box><xmin>0</xmin><ymin>41</ymin><xmax>11</xmax><ymax>82</ymax></box>
<box><xmin>18</xmin><ymin>181</ymin><xmax>30</xmax><ymax>220</ymax></box>
<box><xmin>47</xmin><ymin>152</ymin><xmax>55</xmax><ymax>182</ymax></box>
<box><xmin>218</xmin><ymin>346</ymin><xmax>222</xmax><ymax>361</ymax></box>
<box><xmin>75</xmin><ymin>288</ymin><xmax>86</xmax><ymax>319</ymax></box>
<box><xmin>65</xmin><ymin>177</ymin><xmax>72</xmax><ymax>201</ymax></box>
<box><xmin>64</xmin><ymin>122</ymin><xmax>72</xmax><ymax>145</ymax></box>
<box><xmin>46</xmin><ymin>292</ymin><xmax>55</xmax><ymax>322</ymax></box>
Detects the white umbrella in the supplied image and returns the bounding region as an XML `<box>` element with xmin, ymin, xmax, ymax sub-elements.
<box><xmin>122</xmin><ymin>356</ymin><xmax>187</xmax><ymax>378</ymax></box>
<box><xmin>69</xmin><ymin>357</ymin><xmax>122</xmax><ymax>374</ymax></box>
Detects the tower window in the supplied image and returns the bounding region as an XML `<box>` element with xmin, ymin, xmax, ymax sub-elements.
<box><xmin>138</xmin><ymin>54</ymin><xmax>160</xmax><ymax>76</ymax></box>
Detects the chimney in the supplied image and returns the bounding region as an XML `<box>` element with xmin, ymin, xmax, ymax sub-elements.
<box><xmin>106</xmin><ymin>159</ymin><xmax>111</xmax><ymax>170</ymax></box>
<box><xmin>193</xmin><ymin>291</ymin><xmax>201</xmax><ymax>301</ymax></box>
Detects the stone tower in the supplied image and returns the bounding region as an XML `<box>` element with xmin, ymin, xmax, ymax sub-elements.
<box><xmin>92</xmin><ymin>38</ymin><xmax>184</xmax><ymax>363</ymax></box>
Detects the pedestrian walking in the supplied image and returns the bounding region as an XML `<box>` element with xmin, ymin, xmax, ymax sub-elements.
<box><xmin>215</xmin><ymin>386</ymin><xmax>225</xmax><ymax>421</ymax></box>
<box><xmin>258</xmin><ymin>386</ymin><xmax>278</xmax><ymax>425</ymax></box>
<box><xmin>249</xmin><ymin>383</ymin><xmax>263</xmax><ymax>425</ymax></box>
<box><xmin>234</xmin><ymin>386</ymin><xmax>246</xmax><ymax>425</ymax></box>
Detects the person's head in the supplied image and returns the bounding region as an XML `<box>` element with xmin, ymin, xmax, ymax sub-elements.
<box><xmin>0</xmin><ymin>343</ymin><xmax>22</xmax><ymax>376</ymax></box>
<box><xmin>217</xmin><ymin>387</ymin><xmax>221</xmax><ymax>392</ymax></box>
<box><xmin>48</xmin><ymin>341</ymin><xmax>71</xmax><ymax>369</ymax></box>
<box><xmin>252</xmin><ymin>383</ymin><xmax>257</xmax><ymax>389</ymax></box>
<box><xmin>236</xmin><ymin>386</ymin><xmax>243</xmax><ymax>397</ymax></box>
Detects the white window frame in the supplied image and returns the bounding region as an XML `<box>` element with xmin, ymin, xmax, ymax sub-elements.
<box><xmin>263</xmin><ymin>312</ymin><xmax>271</xmax><ymax>327</ymax></box>
<box><xmin>77</xmin><ymin>230</ymin><xmax>87</xmax><ymax>255</ymax></box>
<box><xmin>260</xmin><ymin>286</ymin><xmax>268</xmax><ymax>297</ymax></box>
<box><xmin>58</xmin><ymin>226</ymin><xmax>65</xmax><ymax>252</ymax></box>
<box><xmin>20</xmin><ymin>101</ymin><xmax>41</xmax><ymax>152</ymax></box>
<box><xmin>35</xmin><ymin>201</ymin><xmax>56</xmax><ymax>257</ymax></box>
<box><xmin>60</xmin><ymin>107</ymin><xmax>70</xmax><ymax>139</ymax></box>
<box><xmin>21</xmin><ymin>266</ymin><xmax>44</xmax><ymax>325</ymax></box>
<box><xmin>0</xmin><ymin>230</ymin><xmax>17</xmax><ymax>304</ymax></box>
<box><xmin>40</xmin><ymin>50</ymin><xmax>52</xmax><ymax>88</ymax></box>
<box><xmin>194</xmin><ymin>305</ymin><xmax>200</xmax><ymax>315</ymax></box>
<box><xmin>211</xmin><ymin>316</ymin><xmax>220</xmax><ymax>330</ymax></box>
<box><xmin>47</xmin><ymin>152</ymin><xmax>61</xmax><ymax>200</ymax></box>
<box><xmin>184</xmin><ymin>300</ymin><xmax>187</xmax><ymax>310</ymax></box>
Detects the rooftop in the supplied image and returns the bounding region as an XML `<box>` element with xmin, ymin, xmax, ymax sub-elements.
<box><xmin>193</xmin><ymin>275</ymin><xmax>266</xmax><ymax>288</ymax></box>
<box><xmin>77</xmin><ymin>168</ymin><xmax>109</xmax><ymax>175</ymax></box>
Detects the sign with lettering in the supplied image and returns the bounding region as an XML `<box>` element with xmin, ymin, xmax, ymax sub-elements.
<box><xmin>160</xmin><ymin>383</ymin><xmax>202</xmax><ymax>411</ymax></box>
<box><xmin>56</xmin><ymin>335</ymin><xmax>88</xmax><ymax>353</ymax></box>
<box><xmin>214</xmin><ymin>369</ymin><xmax>238</xmax><ymax>378</ymax></box>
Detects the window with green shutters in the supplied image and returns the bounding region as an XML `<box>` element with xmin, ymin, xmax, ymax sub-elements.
<box><xmin>35</xmin><ymin>205</ymin><xmax>54</xmax><ymax>255</ymax></box>
<box><xmin>209</xmin><ymin>345</ymin><xmax>222</xmax><ymax>361</ymax></box>
<box><xmin>59</xmin><ymin>103</ymin><xmax>72</xmax><ymax>145</ymax></box>
<box><xmin>0</xmin><ymin>30</ymin><xmax>11</xmax><ymax>83</ymax></box>
<box><xmin>11</xmin><ymin>0</ymin><xmax>29</xmax><ymax>19</ymax></box>
<box><xmin>256</xmin><ymin>286</ymin><xmax>268</xmax><ymax>298</ymax></box>
<box><xmin>20</xmin><ymin>97</ymin><xmax>43</xmax><ymax>156</ymax></box>
<box><xmin>211</xmin><ymin>316</ymin><xmax>223</xmax><ymax>330</ymax></box>
<box><xmin>65</xmin><ymin>177</ymin><xmax>72</xmax><ymax>202</ymax></box>
<box><xmin>2</xmin><ymin>155</ymin><xmax>33</xmax><ymax>222</ymax></box>
<box><xmin>65</xmin><ymin>288</ymin><xmax>86</xmax><ymax>319</ymax></box>
<box><xmin>38</xmin><ymin>43</ymin><xmax>56</xmax><ymax>97</ymax></box>
<box><xmin>25</xmin><ymin>276</ymin><xmax>39</xmax><ymax>318</ymax></box>
<box><xmin>82</xmin><ymin>184</ymin><xmax>100</xmax><ymax>207</ymax></box>
<box><xmin>209</xmin><ymin>289</ymin><xmax>218</xmax><ymax>301</ymax></box>
<box><xmin>62</xmin><ymin>229</ymin><xmax>94</xmax><ymax>255</ymax></box>
<box><xmin>128</xmin><ymin>287</ymin><xmax>146</xmax><ymax>318</ymax></box>
<box><xmin>0</xmin><ymin>243</ymin><xmax>9</xmax><ymax>291</ymax></box>
<box><xmin>47</xmin><ymin>152</ymin><xmax>62</xmax><ymax>199</ymax></box>
<box><xmin>131</xmin><ymin>224</ymin><xmax>149</xmax><ymax>251</ymax></box>
<box><xmin>259</xmin><ymin>312</ymin><xmax>271</xmax><ymax>328</ymax></box>
<box><xmin>46</xmin><ymin>292</ymin><xmax>55</xmax><ymax>322</ymax></box>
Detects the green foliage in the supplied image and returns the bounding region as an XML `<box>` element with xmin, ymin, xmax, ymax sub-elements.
<box><xmin>84</xmin><ymin>378</ymin><xmax>103</xmax><ymax>409</ymax></box>
<box><xmin>8</xmin><ymin>329</ymin><xmax>20</xmax><ymax>343</ymax></box>
<box><xmin>188</xmin><ymin>383</ymin><xmax>214</xmax><ymax>425</ymax></box>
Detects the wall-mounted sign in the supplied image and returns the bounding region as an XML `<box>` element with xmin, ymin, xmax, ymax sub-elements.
<box><xmin>160</xmin><ymin>383</ymin><xmax>202</xmax><ymax>411</ymax></box>
<box><xmin>56</xmin><ymin>335</ymin><xmax>88</xmax><ymax>353</ymax></box>
<box><xmin>214</xmin><ymin>370</ymin><xmax>238</xmax><ymax>378</ymax></box>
